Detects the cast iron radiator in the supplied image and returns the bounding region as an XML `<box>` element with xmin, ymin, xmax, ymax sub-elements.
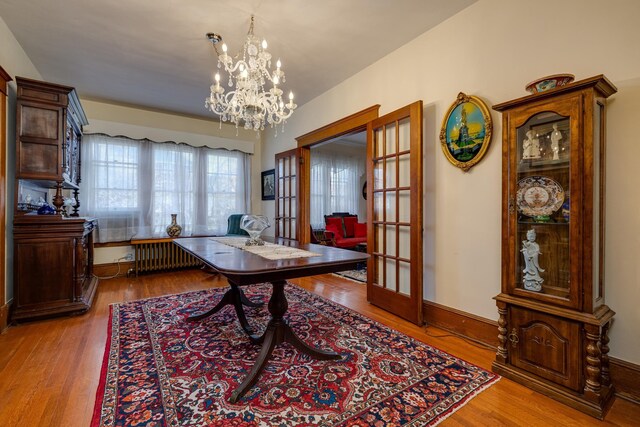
<box><xmin>132</xmin><ymin>238</ymin><xmax>202</xmax><ymax>276</ymax></box>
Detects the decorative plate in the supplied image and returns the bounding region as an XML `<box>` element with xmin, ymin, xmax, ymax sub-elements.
<box><xmin>525</xmin><ymin>73</ymin><xmax>575</xmax><ymax>94</ymax></box>
<box><xmin>516</xmin><ymin>176</ymin><xmax>565</xmax><ymax>217</ymax></box>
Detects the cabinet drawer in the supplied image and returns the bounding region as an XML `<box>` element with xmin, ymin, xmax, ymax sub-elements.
<box><xmin>509</xmin><ymin>306</ymin><xmax>581</xmax><ymax>391</ymax></box>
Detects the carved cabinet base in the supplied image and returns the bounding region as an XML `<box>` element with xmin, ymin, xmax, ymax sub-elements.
<box><xmin>12</xmin><ymin>217</ymin><xmax>98</xmax><ymax>322</ymax></box>
<box><xmin>493</xmin><ymin>297</ymin><xmax>615</xmax><ymax>419</ymax></box>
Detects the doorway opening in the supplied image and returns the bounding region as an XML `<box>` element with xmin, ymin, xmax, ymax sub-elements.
<box><xmin>309</xmin><ymin>131</ymin><xmax>367</xmax><ymax>252</ymax></box>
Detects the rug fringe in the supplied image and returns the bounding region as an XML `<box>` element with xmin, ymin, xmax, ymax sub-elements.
<box><xmin>430</xmin><ymin>376</ymin><xmax>502</xmax><ymax>426</ymax></box>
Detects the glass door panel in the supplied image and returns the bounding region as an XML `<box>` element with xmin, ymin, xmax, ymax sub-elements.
<box><xmin>385</xmin><ymin>157</ymin><xmax>396</xmax><ymax>188</ymax></box>
<box><xmin>398</xmin><ymin>153</ymin><xmax>410</xmax><ymax>187</ymax></box>
<box><xmin>515</xmin><ymin>112</ymin><xmax>571</xmax><ymax>300</ymax></box>
<box><xmin>398</xmin><ymin>190</ymin><xmax>410</xmax><ymax>223</ymax></box>
<box><xmin>398</xmin><ymin>261</ymin><xmax>411</xmax><ymax>295</ymax></box>
<box><xmin>398</xmin><ymin>225</ymin><xmax>411</xmax><ymax>260</ymax></box>
<box><xmin>398</xmin><ymin>118</ymin><xmax>411</xmax><ymax>152</ymax></box>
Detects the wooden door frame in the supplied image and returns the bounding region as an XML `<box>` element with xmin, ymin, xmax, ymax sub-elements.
<box><xmin>0</xmin><ymin>66</ymin><xmax>12</xmax><ymax>331</ymax></box>
<box><xmin>295</xmin><ymin>105</ymin><xmax>380</xmax><ymax>243</ymax></box>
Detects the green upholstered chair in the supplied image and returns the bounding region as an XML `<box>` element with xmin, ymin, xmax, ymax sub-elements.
<box><xmin>226</xmin><ymin>214</ymin><xmax>250</xmax><ymax>236</ymax></box>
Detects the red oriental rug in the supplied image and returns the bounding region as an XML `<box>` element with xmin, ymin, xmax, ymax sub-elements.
<box><xmin>92</xmin><ymin>283</ymin><xmax>498</xmax><ymax>426</ymax></box>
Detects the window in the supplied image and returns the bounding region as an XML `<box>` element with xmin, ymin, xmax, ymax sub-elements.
<box><xmin>205</xmin><ymin>153</ymin><xmax>245</xmax><ymax>231</ymax></box>
<box><xmin>93</xmin><ymin>138</ymin><xmax>139</xmax><ymax>211</ymax></box>
<box><xmin>81</xmin><ymin>134</ymin><xmax>250</xmax><ymax>242</ymax></box>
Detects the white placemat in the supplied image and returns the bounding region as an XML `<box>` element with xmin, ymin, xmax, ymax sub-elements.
<box><xmin>211</xmin><ymin>237</ymin><xmax>320</xmax><ymax>260</ymax></box>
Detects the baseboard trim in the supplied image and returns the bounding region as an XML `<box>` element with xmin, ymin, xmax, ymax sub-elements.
<box><xmin>610</xmin><ymin>357</ymin><xmax>640</xmax><ymax>404</ymax></box>
<box><xmin>94</xmin><ymin>261</ymin><xmax>135</xmax><ymax>278</ymax></box>
<box><xmin>0</xmin><ymin>300</ymin><xmax>10</xmax><ymax>333</ymax></box>
<box><xmin>423</xmin><ymin>300</ymin><xmax>498</xmax><ymax>348</ymax></box>
<box><xmin>422</xmin><ymin>299</ymin><xmax>640</xmax><ymax>405</ymax></box>
<box><xmin>94</xmin><ymin>261</ymin><xmax>201</xmax><ymax>278</ymax></box>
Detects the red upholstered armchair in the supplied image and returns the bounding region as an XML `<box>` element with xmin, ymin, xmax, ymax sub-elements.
<box><xmin>323</xmin><ymin>214</ymin><xmax>367</xmax><ymax>249</ymax></box>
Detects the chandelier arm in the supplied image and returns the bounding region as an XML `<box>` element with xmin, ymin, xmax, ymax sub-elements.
<box><xmin>222</xmin><ymin>59</ymin><xmax>251</xmax><ymax>76</ymax></box>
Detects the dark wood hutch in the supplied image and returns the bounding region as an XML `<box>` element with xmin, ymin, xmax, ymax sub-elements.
<box><xmin>12</xmin><ymin>77</ymin><xmax>97</xmax><ymax>321</ymax></box>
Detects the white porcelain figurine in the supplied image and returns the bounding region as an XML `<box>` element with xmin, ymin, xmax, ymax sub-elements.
<box><xmin>63</xmin><ymin>197</ymin><xmax>76</xmax><ymax>217</ymax></box>
<box><xmin>521</xmin><ymin>228</ymin><xmax>544</xmax><ymax>292</ymax></box>
<box><xmin>522</xmin><ymin>130</ymin><xmax>541</xmax><ymax>160</ymax></box>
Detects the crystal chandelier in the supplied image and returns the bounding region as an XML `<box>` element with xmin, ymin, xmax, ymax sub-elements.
<box><xmin>205</xmin><ymin>15</ymin><xmax>296</xmax><ymax>133</ymax></box>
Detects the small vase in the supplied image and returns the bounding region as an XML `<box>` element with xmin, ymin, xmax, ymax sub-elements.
<box><xmin>166</xmin><ymin>214</ymin><xmax>182</xmax><ymax>237</ymax></box>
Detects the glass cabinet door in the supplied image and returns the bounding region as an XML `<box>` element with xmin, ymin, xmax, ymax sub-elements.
<box><xmin>510</xmin><ymin>102</ymin><xmax>580</xmax><ymax>308</ymax></box>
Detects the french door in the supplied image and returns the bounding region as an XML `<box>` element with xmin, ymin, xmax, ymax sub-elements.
<box><xmin>274</xmin><ymin>148</ymin><xmax>309</xmax><ymax>242</ymax></box>
<box><xmin>366</xmin><ymin>101</ymin><xmax>423</xmax><ymax>325</ymax></box>
<box><xmin>275</xmin><ymin>102</ymin><xmax>423</xmax><ymax>325</ymax></box>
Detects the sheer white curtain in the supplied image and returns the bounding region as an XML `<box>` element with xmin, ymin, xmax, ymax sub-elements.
<box><xmin>80</xmin><ymin>134</ymin><xmax>250</xmax><ymax>242</ymax></box>
<box><xmin>310</xmin><ymin>150</ymin><xmax>364</xmax><ymax>229</ymax></box>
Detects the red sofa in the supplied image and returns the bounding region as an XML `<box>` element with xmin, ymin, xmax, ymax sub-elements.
<box><xmin>323</xmin><ymin>214</ymin><xmax>366</xmax><ymax>249</ymax></box>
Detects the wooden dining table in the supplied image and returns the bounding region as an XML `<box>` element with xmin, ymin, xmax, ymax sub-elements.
<box><xmin>173</xmin><ymin>236</ymin><xmax>369</xmax><ymax>403</ymax></box>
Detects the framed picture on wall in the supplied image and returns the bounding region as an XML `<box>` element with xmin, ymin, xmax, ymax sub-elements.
<box><xmin>439</xmin><ymin>92</ymin><xmax>493</xmax><ymax>172</ymax></box>
<box><xmin>261</xmin><ymin>169</ymin><xmax>275</xmax><ymax>200</ymax></box>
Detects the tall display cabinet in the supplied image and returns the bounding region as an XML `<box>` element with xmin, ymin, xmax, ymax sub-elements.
<box><xmin>492</xmin><ymin>75</ymin><xmax>617</xmax><ymax>418</ymax></box>
<box><xmin>12</xmin><ymin>77</ymin><xmax>97</xmax><ymax>322</ymax></box>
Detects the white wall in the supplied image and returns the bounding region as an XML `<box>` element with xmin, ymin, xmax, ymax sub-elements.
<box><xmin>0</xmin><ymin>15</ymin><xmax>42</xmax><ymax>302</ymax></box>
<box><xmin>262</xmin><ymin>0</ymin><xmax>640</xmax><ymax>363</ymax></box>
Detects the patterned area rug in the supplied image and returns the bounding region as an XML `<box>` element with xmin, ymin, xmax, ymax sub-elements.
<box><xmin>92</xmin><ymin>284</ymin><xmax>498</xmax><ymax>426</ymax></box>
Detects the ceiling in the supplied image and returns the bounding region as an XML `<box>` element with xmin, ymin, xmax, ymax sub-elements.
<box><xmin>0</xmin><ymin>0</ymin><xmax>475</xmax><ymax>119</ymax></box>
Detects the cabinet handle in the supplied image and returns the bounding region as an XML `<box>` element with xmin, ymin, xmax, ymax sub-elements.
<box><xmin>508</xmin><ymin>328</ymin><xmax>519</xmax><ymax>347</ymax></box>
<box><xmin>508</xmin><ymin>197</ymin><xmax>515</xmax><ymax>214</ymax></box>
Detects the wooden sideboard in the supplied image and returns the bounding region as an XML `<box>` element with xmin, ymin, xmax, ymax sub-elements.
<box><xmin>12</xmin><ymin>216</ymin><xmax>98</xmax><ymax>321</ymax></box>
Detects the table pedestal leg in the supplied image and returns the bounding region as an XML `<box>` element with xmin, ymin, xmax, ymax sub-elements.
<box><xmin>188</xmin><ymin>283</ymin><xmax>263</xmax><ymax>336</ymax></box>
<box><xmin>230</xmin><ymin>280</ymin><xmax>341</xmax><ymax>403</ymax></box>
<box><xmin>239</xmin><ymin>290</ymin><xmax>263</xmax><ymax>308</ymax></box>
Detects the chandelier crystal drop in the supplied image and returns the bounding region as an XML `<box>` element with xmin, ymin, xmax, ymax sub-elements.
<box><xmin>205</xmin><ymin>15</ymin><xmax>296</xmax><ymax>133</ymax></box>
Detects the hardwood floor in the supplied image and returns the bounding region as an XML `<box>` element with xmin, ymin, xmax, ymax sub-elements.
<box><xmin>0</xmin><ymin>269</ymin><xmax>637</xmax><ymax>426</ymax></box>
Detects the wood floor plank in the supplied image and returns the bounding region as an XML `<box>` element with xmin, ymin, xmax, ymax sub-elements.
<box><xmin>0</xmin><ymin>269</ymin><xmax>637</xmax><ymax>426</ymax></box>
